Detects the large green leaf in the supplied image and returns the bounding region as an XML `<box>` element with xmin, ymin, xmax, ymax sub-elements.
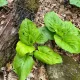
<box><xmin>52</xmin><ymin>21</ymin><xmax>80</xmax><ymax>38</ymax></box>
<box><xmin>34</xmin><ymin>46</ymin><xmax>62</xmax><ymax>65</ymax></box>
<box><xmin>44</xmin><ymin>12</ymin><xmax>80</xmax><ymax>36</ymax></box>
<box><xmin>19</xmin><ymin>18</ymin><xmax>47</xmax><ymax>45</ymax></box>
<box><xmin>0</xmin><ymin>0</ymin><xmax>8</xmax><ymax>7</ymax></box>
<box><xmin>13</xmin><ymin>54</ymin><xmax>34</xmax><ymax>80</ymax></box>
<box><xmin>44</xmin><ymin>11</ymin><xmax>80</xmax><ymax>53</ymax></box>
<box><xmin>44</xmin><ymin>11</ymin><xmax>63</xmax><ymax>32</ymax></box>
<box><xmin>54</xmin><ymin>34</ymin><xmax>80</xmax><ymax>53</ymax></box>
<box><xmin>69</xmin><ymin>0</ymin><xmax>80</xmax><ymax>7</ymax></box>
<box><xmin>16</xmin><ymin>41</ymin><xmax>35</xmax><ymax>56</ymax></box>
<box><xmin>19</xmin><ymin>18</ymin><xmax>40</xmax><ymax>46</ymax></box>
<box><xmin>53</xmin><ymin>22</ymin><xmax>80</xmax><ymax>53</ymax></box>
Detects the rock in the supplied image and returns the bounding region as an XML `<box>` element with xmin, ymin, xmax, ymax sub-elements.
<box><xmin>46</xmin><ymin>55</ymin><xmax>80</xmax><ymax>80</ymax></box>
<box><xmin>24</xmin><ymin>0</ymin><xmax>39</xmax><ymax>11</ymax></box>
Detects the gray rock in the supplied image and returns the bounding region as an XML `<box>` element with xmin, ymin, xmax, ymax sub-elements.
<box><xmin>46</xmin><ymin>55</ymin><xmax>80</xmax><ymax>80</ymax></box>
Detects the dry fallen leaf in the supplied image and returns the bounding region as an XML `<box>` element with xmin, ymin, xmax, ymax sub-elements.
<box><xmin>38</xmin><ymin>65</ymin><xmax>47</xmax><ymax>80</ymax></box>
<box><xmin>6</xmin><ymin>62</ymin><xmax>12</xmax><ymax>72</ymax></box>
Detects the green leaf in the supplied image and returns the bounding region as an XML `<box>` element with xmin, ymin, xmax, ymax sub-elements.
<box><xmin>35</xmin><ymin>32</ymin><xmax>46</xmax><ymax>44</ymax></box>
<box><xmin>53</xmin><ymin>21</ymin><xmax>80</xmax><ymax>53</ymax></box>
<box><xmin>44</xmin><ymin>11</ymin><xmax>79</xmax><ymax>36</ymax></box>
<box><xmin>69</xmin><ymin>0</ymin><xmax>80</xmax><ymax>7</ymax></box>
<box><xmin>54</xmin><ymin>34</ymin><xmax>80</xmax><ymax>53</ymax></box>
<box><xmin>19</xmin><ymin>18</ymin><xmax>41</xmax><ymax>46</ymax></box>
<box><xmin>39</xmin><ymin>27</ymin><xmax>54</xmax><ymax>40</ymax></box>
<box><xmin>19</xmin><ymin>18</ymin><xmax>49</xmax><ymax>45</ymax></box>
<box><xmin>44</xmin><ymin>11</ymin><xmax>63</xmax><ymax>32</ymax></box>
<box><xmin>34</xmin><ymin>46</ymin><xmax>62</xmax><ymax>65</ymax></box>
<box><xmin>44</xmin><ymin>11</ymin><xmax>80</xmax><ymax>53</ymax></box>
<box><xmin>16</xmin><ymin>41</ymin><xmax>35</xmax><ymax>56</ymax></box>
<box><xmin>51</xmin><ymin>21</ymin><xmax>80</xmax><ymax>38</ymax></box>
<box><xmin>13</xmin><ymin>54</ymin><xmax>34</xmax><ymax>80</ymax></box>
<box><xmin>37</xmin><ymin>27</ymin><xmax>54</xmax><ymax>44</ymax></box>
<box><xmin>0</xmin><ymin>0</ymin><xmax>8</xmax><ymax>7</ymax></box>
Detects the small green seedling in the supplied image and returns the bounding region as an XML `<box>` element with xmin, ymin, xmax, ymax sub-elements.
<box><xmin>13</xmin><ymin>18</ymin><xmax>62</xmax><ymax>80</ymax></box>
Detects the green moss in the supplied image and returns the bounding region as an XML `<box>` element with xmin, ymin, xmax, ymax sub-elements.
<box><xmin>24</xmin><ymin>0</ymin><xmax>39</xmax><ymax>11</ymax></box>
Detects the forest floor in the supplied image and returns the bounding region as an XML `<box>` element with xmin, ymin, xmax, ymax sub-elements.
<box><xmin>0</xmin><ymin>0</ymin><xmax>80</xmax><ymax>80</ymax></box>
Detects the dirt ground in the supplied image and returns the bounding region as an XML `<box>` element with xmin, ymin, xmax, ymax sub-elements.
<box><xmin>0</xmin><ymin>0</ymin><xmax>80</xmax><ymax>80</ymax></box>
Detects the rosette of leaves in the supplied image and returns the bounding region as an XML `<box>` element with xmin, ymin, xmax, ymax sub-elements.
<box><xmin>13</xmin><ymin>18</ymin><xmax>62</xmax><ymax>80</ymax></box>
<box><xmin>44</xmin><ymin>11</ymin><xmax>80</xmax><ymax>53</ymax></box>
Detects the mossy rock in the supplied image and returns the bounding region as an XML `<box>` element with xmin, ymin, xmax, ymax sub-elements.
<box><xmin>46</xmin><ymin>55</ymin><xmax>80</xmax><ymax>80</ymax></box>
<box><xmin>24</xmin><ymin>0</ymin><xmax>39</xmax><ymax>11</ymax></box>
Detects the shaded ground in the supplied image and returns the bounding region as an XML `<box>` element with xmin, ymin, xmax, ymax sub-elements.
<box><xmin>0</xmin><ymin>0</ymin><xmax>80</xmax><ymax>80</ymax></box>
